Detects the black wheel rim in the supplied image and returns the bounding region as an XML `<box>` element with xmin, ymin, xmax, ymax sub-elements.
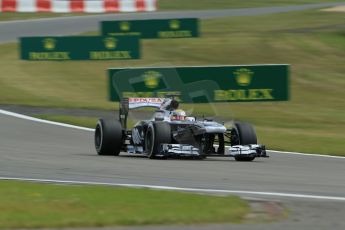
<box><xmin>146</xmin><ymin>129</ymin><xmax>153</xmax><ymax>155</ymax></box>
<box><xmin>95</xmin><ymin>125</ymin><xmax>102</xmax><ymax>150</ymax></box>
<box><xmin>231</xmin><ymin>128</ymin><xmax>240</xmax><ymax>145</ymax></box>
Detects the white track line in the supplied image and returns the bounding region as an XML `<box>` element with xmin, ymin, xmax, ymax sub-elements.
<box><xmin>0</xmin><ymin>109</ymin><xmax>344</xmax><ymax>159</ymax></box>
<box><xmin>269</xmin><ymin>150</ymin><xmax>344</xmax><ymax>159</ymax></box>
<box><xmin>1</xmin><ymin>176</ymin><xmax>345</xmax><ymax>201</ymax></box>
<box><xmin>0</xmin><ymin>109</ymin><xmax>93</xmax><ymax>131</ymax></box>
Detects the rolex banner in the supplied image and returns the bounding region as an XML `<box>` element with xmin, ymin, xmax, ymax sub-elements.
<box><xmin>108</xmin><ymin>65</ymin><xmax>289</xmax><ymax>103</ymax></box>
<box><xmin>101</xmin><ymin>18</ymin><xmax>199</xmax><ymax>39</ymax></box>
<box><xmin>20</xmin><ymin>36</ymin><xmax>140</xmax><ymax>61</ymax></box>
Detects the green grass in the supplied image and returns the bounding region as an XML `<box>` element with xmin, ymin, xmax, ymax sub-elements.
<box><xmin>0</xmin><ymin>180</ymin><xmax>249</xmax><ymax>228</ymax></box>
<box><xmin>159</xmin><ymin>0</ymin><xmax>345</xmax><ymax>10</ymax></box>
<box><xmin>1</xmin><ymin>9</ymin><xmax>345</xmax><ymax>156</ymax></box>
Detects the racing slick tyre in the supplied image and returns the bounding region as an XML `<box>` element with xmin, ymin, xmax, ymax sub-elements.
<box><xmin>232</xmin><ymin>122</ymin><xmax>257</xmax><ymax>162</ymax></box>
<box><xmin>95</xmin><ymin>118</ymin><xmax>123</xmax><ymax>156</ymax></box>
<box><xmin>145</xmin><ymin>122</ymin><xmax>171</xmax><ymax>159</ymax></box>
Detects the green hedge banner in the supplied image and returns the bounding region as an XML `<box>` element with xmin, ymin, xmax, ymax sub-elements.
<box><xmin>108</xmin><ymin>65</ymin><xmax>289</xmax><ymax>103</ymax></box>
<box><xmin>20</xmin><ymin>36</ymin><xmax>140</xmax><ymax>61</ymax></box>
<box><xmin>101</xmin><ymin>18</ymin><xmax>199</xmax><ymax>39</ymax></box>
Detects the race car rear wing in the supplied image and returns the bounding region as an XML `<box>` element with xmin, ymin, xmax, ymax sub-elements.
<box><xmin>128</xmin><ymin>98</ymin><xmax>165</xmax><ymax>109</ymax></box>
<box><xmin>119</xmin><ymin>97</ymin><xmax>166</xmax><ymax>129</ymax></box>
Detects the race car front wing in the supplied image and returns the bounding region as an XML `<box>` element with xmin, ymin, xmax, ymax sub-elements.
<box><xmin>159</xmin><ymin>144</ymin><xmax>268</xmax><ymax>158</ymax></box>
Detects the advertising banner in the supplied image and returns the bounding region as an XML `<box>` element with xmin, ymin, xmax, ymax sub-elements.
<box><xmin>20</xmin><ymin>36</ymin><xmax>140</xmax><ymax>60</ymax></box>
<box><xmin>108</xmin><ymin>65</ymin><xmax>290</xmax><ymax>103</ymax></box>
<box><xmin>101</xmin><ymin>18</ymin><xmax>199</xmax><ymax>39</ymax></box>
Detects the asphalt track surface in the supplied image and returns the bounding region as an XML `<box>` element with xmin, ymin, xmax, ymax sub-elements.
<box><xmin>0</xmin><ymin>111</ymin><xmax>345</xmax><ymax>230</ymax></box>
<box><xmin>1</xmin><ymin>2</ymin><xmax>345</xmax><ymax>44</ymax></box>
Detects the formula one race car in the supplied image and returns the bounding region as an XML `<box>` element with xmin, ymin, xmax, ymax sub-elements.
<box><xmin>94</xmin><ymin>97</ymin><xmax>268</xmax><ymax>161</ymax></box>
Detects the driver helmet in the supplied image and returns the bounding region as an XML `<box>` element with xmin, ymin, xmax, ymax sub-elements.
<box><xmin>171</xmin><ymin>109</ymin><xmax>186</xmax><ymax>121</ymax></box>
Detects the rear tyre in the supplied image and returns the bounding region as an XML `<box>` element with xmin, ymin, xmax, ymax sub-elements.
<box><xmin>95</xmin><ymin>118</ymin><xmax>123</xmax><ymax>156</ymax></box>
<box><xmin>232</xmin><ymin>121</ymin><xmax>257</xmax><ymax>162</ymax></box>
<box><xmin>145</xmin><ymin>122</ymin><xmax>171</xmax><ymax>159</ymax></box>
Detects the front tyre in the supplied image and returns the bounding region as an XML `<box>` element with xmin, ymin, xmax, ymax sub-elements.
<box><xmin>232</xmin><ymin>121</ymin><xmax>257</xmax><ymax>162</ymax></box>
<box><xmin>95</xmin><ymin>118</ymin><xmax>123</xmax><ymax>156</ymax></box>
<box><xmin>145</xmin><ymin>122</ymin><xmax>171</xmax><ymax>159</ymax></box>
